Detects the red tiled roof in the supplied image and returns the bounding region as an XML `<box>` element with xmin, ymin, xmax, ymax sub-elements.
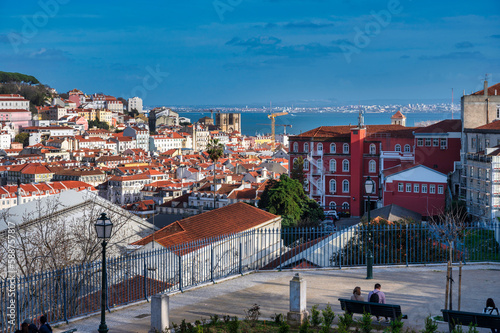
<box><xmin>414</xmin><ymin>119</ymin><xmax>462</xmax><ymax>133</ymax></box>
<box><xmin>391</xmin><ymin>110</ymin><xmax>405</xmax><ymax>119</ymax></box>
<box><xmin>472</xmin><ymin>82</ymin><xmax>500</xmax><ymax>96</ymax></box>
<box><xmin>293</xmin><ymin>124</ymin><xmax>416</xmax><ymax>139</ymax></box>
<box><xmin>475</xmin><ymin>120</ymin><xmax>500</xmax><ymax>130</ymax></box>
<box><xmin>132</xmin><ymin>202</ymin><xmax>279</xmax><ymax>250</ymax></box>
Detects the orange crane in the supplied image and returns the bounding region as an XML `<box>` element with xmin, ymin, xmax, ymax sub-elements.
<box><xmin>268</xmin><ymin>112</ymin><xmax>288</xmax><ymax>149</ymax></box>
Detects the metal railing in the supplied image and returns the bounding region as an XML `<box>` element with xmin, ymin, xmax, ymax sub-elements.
<box><xmin>1</xmin><ymin>223</ymin><xmax>499</xmax><ymax>332</ymax></box>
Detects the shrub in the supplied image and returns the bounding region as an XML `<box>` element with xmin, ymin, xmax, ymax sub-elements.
<box><xmin>210</xmin><ymin>314</ymin><xmax>220</xmax><ymax>326</ymax></box>
<box><xmin>244</xmin><ymin>304</ymin><xmax>261</xmax><ymax>326</ymax></box>
<box><xmin>310</xmin><ymin>304</ymin><xmax>321</xmax><ymax>327</ymax></box>
<box><xmin>299</xmin><ymin>318</ymin><xmax>310</xmax><ymax>333</ymax></box>
<box><xmin>227</xmin><ymin>317</ymin><xmax>239</xmax><ymax>333</ymax></box>
<box><xmin>358</xmin><ymin>312</ymin><xmax>373</xmax><ymax>333</ymax></box>
<box><xmin>272</xmin><ymin>313</ymin><xmax>284</xmax><ymax>324</ymax></box>
<box><xmin>338</xmin><ymin>312</ymin><xmax>353</xmax><ymax>331</ymax></box>
<box><xmin>422</xmin><ymin>315</ymin><xmax>438</xmax><ymax>333</ymax></box>
<box><xmin>388</xmin><ymin>316</ymin><xmax>404</xmax><ymax>333</ymax></box>
<box><xmin>278</xmin><ymin>319</ymin><xmax>290</xmax><ymax>333</ymax></box>
<box><xmin>321</xmin><ymin>303</ymin><xmax>335</xmax><ymax>331</ymax></box>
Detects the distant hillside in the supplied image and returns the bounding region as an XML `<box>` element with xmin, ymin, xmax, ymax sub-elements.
<box><xmin>0</xmin><ymin>71</ymin><xmax>51</xmax><ymax>113</ymax></box>
<box><xmin>0</xmin><ymin>71</ymin><xmax>40</xmax><ymax>85</ymax></box>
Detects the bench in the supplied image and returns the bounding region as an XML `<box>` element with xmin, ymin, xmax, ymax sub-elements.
<box><xmin>60</xmin><ymin>329</ymin><xmax>77</xmax><ymax>333</ymax></box>
<box><xmin>442</xmin><ymin>309</ymin><xmax>500</xmax><ymax>332</ymax></box>
<box><xmin>338</xmin><ymin>298</ymin><xmax>408</xmax><ymax>321</ymax></box>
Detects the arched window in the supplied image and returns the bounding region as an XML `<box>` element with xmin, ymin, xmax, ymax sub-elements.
<box><xmin>369</xmin><ymin>143</ymin><xmax>376</xmax><ymax>155</ymax></box>
<box><xmin>404</xmin><ymin>144</ymin><xmax>410</xmax><ymax>152</ymax></box>
<box><xmin>317</xmin><ymin>143</ymin><xmax>323</xmax><ymax>151</ymax></box>
<box><xmin>329</xmin><ymin>179</ymin><xmax>336</xmax><ymax>193</ymax></box>
<box><xmin>304</xmin><ymin>160</ymin><xmax>309</xmax><ymax>170</ymax></box>
<box><xmin>293</xmin><ymin>142</ymin><xmax>298</xmax><ymax>152</ymax></box>
<box><xmin>342</xmin><ymin>159</ymin><xmax>349</xmax><ymax>172</ymax></box>
<box><xmin>330</xmin><ymin>143</ymin><xmax>336</xmax><ymax>153</ymax></box>
<box><xmin>329</xmin><ymin>159</ymin><xmax>336</xmax><ymax>172</ymax></box>
<box><xmin>342</xmin><ymin>202</ymin><xmax>350</xmax><ymax>210</ymax></box>
<box><xmin>342</xmin><ymin>180</ymin><xmax>349</xmax><ymax>193</ymax></box>
<box><xmin>293</xmin><ymin>158</ymin><xmax>297</xmax><ymax>166</ymax></box>
<box><xmin>329</xmin><ymin>201</ymin><xmax>337</xmax><ymax>210</ymax></box>
<box><xmin>395</xmin><ymin>144</ymin><xmax>401</xmax><ymax>152</ymax></box>
<box><xmin>369</xmin><ymin>160</ymin><xmax>376</xmax><ymax>173</ymax></box>
<box><xmin>304</xmin><ymin>143</ymin><xmax>309</xmax><ymax>153</ymax></box>
<box><xmin>343</xmin><ymin>143</ymin><xmax>349</xmax><ymax>154</ymax></box>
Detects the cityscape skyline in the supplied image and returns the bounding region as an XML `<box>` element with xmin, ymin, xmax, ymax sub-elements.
<box><xmin>1</xmin><ymin>0</ymin><xmax>499</xmax><ymax>106</ymax></box>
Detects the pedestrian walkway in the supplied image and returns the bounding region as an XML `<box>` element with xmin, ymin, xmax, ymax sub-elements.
<box><xmin>53</xmin><ymin>263</ymin><xmax>500</xmax><ymax>333</ymax></box>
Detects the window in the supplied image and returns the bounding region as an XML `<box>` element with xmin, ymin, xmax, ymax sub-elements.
<box><xmin>398</xmin><ymin>183</ymin><xmax>404</xmax><ymax>192</ymax></box>
<box><xmin>369</xmin><ymin>160</ymin><xmax>376</xmax><ymax>173</ymax></box>
<box><xmin>329</xmin><ymin>179</ymin><xmax>336</xmax><ymax>193</ymax></box>
<box><xmin>293</xmin><ymin>142</ymin><xmax>298</xmax><ymax>152</ymax></box>
<box><xmin>440</xmin><ymin>139</ymin><xmax>447</xmax><ymax>149</ymax></box>
<box><xmin>317</xmin><ymin>143</ymin><xmax>323</xmax><ymax>151</ymax></box>
<box><xmin>497</xmin><ymin>105</ymin><xmax>500</xmax><ymax>119</ymax></box>
<box><xmin>342</xmin><ymin>202</ymin><xmax>350</xmax><ymax>210</ymax></box>
<box><xmin>329</xmin><ymin>202</ymin><xmax>337</xmax><ymax>210</ymax></box>
<box><xmin>406</xmin><ymin>183</ymin><xmax>411</xmax><ymax>192</ymax></box>
<box><xmin>414</xmin><ymin>184</ymin><xmax>419</xmax><ymax>193</ymax></box>
<box><xmin>343</xmin><ymin>143</ymin><xmax>349</xmax><ymax>154</ymax></box>
<box><xmin>404</xmin><ymin>144</ymin><xmax>411</xmax><ymax>152</ymax></box>
<box><xmin>369</xmin><ymin>143</ymin><xmax>376</xmax><ymax>154</ymax></box>
<box><xmin>342</xmin><ymin>159</ymin><xmax>349</xmax><ymax>172</ymax></box>
<box><xmin>471</xmin><ymin>138</ymin><xmax>476</xmax><ymax>149</ymax></box>
<box><xmin>433</xmin><ymin>138</ymin><xmax>439</xmax><ymax>147</ymax></box>
<box><xmin>395</xmin><ymin>144</ymin><xmax>401</xmax><ymax>152</ymax></box>
<box><xmin>425</xmin><ymin>138</ymin><xmax>431</xmax><ymax>147</ymax></box>
<box><xmin>342</xmin><ymin>180</ymin><xmax>349</xmax><ymax>193</ymax></box>
<box><xmin>486</xmin><ymin>139</ymin><xmax>490</xmax><ymax>148</ymax></box>
<box><xmin>417</xmin><ymin>138</ymin><xmax>423</xmax><ymax>146</ymax></box>
<box><xmin>330</xmin><ymin>143</ymin><xmax>336</xmax><ymax>153</ymax></box>
<box><xmin>422</xmin><ymin>184</ymin><xmax>427</xmax><ymax>193</ymax></box>
<box><xmin>304</xmin><ymin>143</ymin><xmax>309</xmax><ymax>153</ymax></box>
<box><xmin>438</xmin><ymin>185</ymin><xmax>444</xmax><ymax>194</ymax></box>
<box><xmin>304</xmin><ymin>160</ymin><xmax>309</xmax><ymax>170</ymax></box>
<box><xmin>329</xmin><ymin>159</ymin><xmax>336</xmax><ymax>172</ymax></box>
<box><xmin>470</xmin><ymin>166</ymin><xmax>474</xmax><ymax>177</ymax></box>
<box><xmin>430</xmin><ymin>185</ymin><xmax>436</xmax><ymax>194</ymax></box>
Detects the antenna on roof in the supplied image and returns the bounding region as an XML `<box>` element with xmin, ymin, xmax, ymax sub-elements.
<box><xmin>451</xmin><ymin>88</ymin><xmax>454</xmax><ymax>120</ymax></box>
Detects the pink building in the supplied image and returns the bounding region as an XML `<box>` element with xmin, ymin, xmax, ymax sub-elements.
<box><xmin>0</xmin><ymin>109</ymin><xmax>31</xmax><ymax>132</ymax></box>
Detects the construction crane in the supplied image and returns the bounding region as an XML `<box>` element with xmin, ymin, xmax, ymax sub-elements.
<box><xmin>276</xmin><ymin>124</ymin><xmax>292</xmax><ymax>135</ymax></box>
<box><xmin>267</xmin><ymin>112</ymin><xmax>288</xmax><ymax>150</ymax></box>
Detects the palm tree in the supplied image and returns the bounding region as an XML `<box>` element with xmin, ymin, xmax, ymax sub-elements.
<box><xmin>206</xmin><ymin>138</ymin><xmax>224</xmax><ymax>209</ymax></box>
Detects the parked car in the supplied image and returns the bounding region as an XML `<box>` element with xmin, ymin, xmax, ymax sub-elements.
<box><xmin>324</xmin><ymin>210</ymin><xmax>339</xmax><ymax>220</ymax></box>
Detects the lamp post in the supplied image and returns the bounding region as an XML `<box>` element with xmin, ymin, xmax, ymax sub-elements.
<box><xmin>364</xmin><ymin>176</ymin><xmax>375</xmax><ymax>280</ymax></box>
<box><xmin>94</xmin><ymin>213</ymin><xmax>113</xmax><ymax>333</ymax></box>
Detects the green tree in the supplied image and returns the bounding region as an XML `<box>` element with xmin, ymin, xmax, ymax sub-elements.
<box><xmin>206</xmin><ymin>138</ymin><xmax>224</xmax><ymax>209</ymax></box>
<box><xmin>290</xmin><ymin>156</ymin><xmax>305</xmax><ymax>186</ymax></box>
<box><xmin>258</xmin><ymin>174</ymin><xmax>324</xmax><ymax>227</ymax></box>
<box><xmin>14</xmin><ymin>133</ymin><xmax>30</xmax><ymax>147</ymax></box>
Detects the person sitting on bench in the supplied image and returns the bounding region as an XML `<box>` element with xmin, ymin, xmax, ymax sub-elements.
<box><xmin>483</xmin><ymin>298</ymin><xmax>499</xmax><ymax>333</ymax></box>
<box><xmin>368</xmin><ymin>283</ymin><xmax>389</xmax><ymax>323</ymax></box>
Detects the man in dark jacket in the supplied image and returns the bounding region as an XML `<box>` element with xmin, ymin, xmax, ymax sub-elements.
<box><xmin>39</xmin><ymin>316</ymin><xmax>52</xmax><ymax>333</ymax></box>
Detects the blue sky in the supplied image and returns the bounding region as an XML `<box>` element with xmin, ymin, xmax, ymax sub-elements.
<box><xmin>1</xmin><ymin>0</ymin><xmax>499</xmax><ymax>107</ymax></box>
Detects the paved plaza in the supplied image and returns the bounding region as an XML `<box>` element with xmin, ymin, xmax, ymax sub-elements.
<box><xmin>53</xmin><ymin>263</ymin><xmax>500</xmax><ymax>333</ymax></box>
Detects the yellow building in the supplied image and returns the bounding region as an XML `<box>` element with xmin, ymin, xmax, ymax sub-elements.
<box><xmin>96</xmin><ymin>109</ymin><xmax>112</xmax><ymax>126</ymax></box>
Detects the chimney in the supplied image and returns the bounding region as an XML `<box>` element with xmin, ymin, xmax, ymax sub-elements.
<box><xmin>484</xmin><ymin>80</ymin><xmax>488</xmax><ymax>96</ymax></box>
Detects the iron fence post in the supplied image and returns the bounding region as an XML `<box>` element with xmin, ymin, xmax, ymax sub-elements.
<box><xmin>178</xmin><ymin>255</ymin><xmax>183</xmax><ymax>292</ymax></box>
<box><xmin>210</xmin><ymin>246</ymin><xmax>214</xmax><ymax>283</ymax></box>
<box><xmin>62</xmin><ymin>268</ymin><xmax>68</xmax><ymax>323</ymax></box>
<box><xmin>144</xmin><ymin>261</ymin><xmax>148</xmax><ymax>301</ymax></box>
<box><xmin>239</xmin><ymin>242</ymin><xmax>243</xmax><ymax>275</ymax></box>
<box><xmin>406</xmin><ymin>224</ymin><xmax>409</xmax><ymax>267</ymax></box>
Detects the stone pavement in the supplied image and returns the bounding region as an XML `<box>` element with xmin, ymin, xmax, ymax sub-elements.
<box><xmin>52</xmin><ymin>264</ymin><xmax>500</xmax><ymax>333</ymax></box>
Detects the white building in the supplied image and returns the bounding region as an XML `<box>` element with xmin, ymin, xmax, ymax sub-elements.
<box><xmin>123</xmin><ymin>126</ymin><xmax>149</xmax><ymax>151</ymax></box>
<box><xmin>128</xmin><ymin>97</ymin><xmax>143</xmax><ymax>113</ymax></box>
<box><xmin>0</xmin><ymin>94</ymin><xmax>30</xmax><ymax>110</ymax></box>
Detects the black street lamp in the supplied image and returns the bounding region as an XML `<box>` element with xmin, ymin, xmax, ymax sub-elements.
<box><xmin>364</xmin><ymin>176</ymin><xmax>375</xmax><ymax>280</ymax></box>
<box><xmin>94</xmin><ymin>213</ymin><xmax>113</xmax><ymax>333</ymax></box>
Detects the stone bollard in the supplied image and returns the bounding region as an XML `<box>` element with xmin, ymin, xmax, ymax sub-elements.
<box><xmin>149</xmin><ymin>294</ymin><xmax>169</xmax><ymax>333</ymax></box>
<box><xmin>287</xmin><ymin>273</ymin><xmax>309</xmax><ymax>326</ymax></box>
